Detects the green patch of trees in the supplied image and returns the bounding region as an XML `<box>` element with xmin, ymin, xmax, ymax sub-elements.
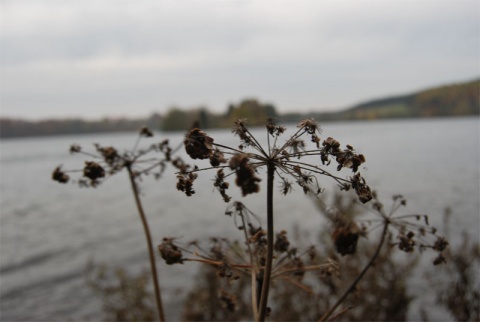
<box><xmin>160</xmin><ymin>99</ymin><xmax>278</xmax><ymax>132</ymax></box>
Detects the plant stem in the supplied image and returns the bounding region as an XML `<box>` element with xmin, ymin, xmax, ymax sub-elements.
<box><xmin>258</xmin><ymin>161</ymin><xmax>275</xmax><ymax>321</ymax></box>
<box><xmin>318</xmin><ymin>220</ymin><xmax>390</xmax><ymax>322</ymax></box>
<box><xmin>126</xmin><ymin>165</ymin><xmax>165</xmax><ymax>322</ymax></box>
<box><xmin>240</xmin><ymin>213</ymin><xmax>259</xmax><ymax>321</ymax></box>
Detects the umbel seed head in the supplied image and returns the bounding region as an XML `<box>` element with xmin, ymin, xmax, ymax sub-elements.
<box><xmin>52</xmin><ymin>166</ymin><xmax>69</xmax><ymax>183</ymax></box>
<box><xmin>184</xmin><ymin>128</ymin><xmax>214</xmax><ymax>160</ymax></box>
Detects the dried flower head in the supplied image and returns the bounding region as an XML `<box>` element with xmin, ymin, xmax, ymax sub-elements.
<box><xmin>229</xmin><ymin>154</ymin><xmax>261</xmax><ymax>196</ymax></box>
<box><xmin>184</xmin><ymin>128</ymin><xmax>214</xmax><ymax>160</ymax></box>
<box><xmin>335</xmin><ymin>146</ymin><xmax>366</xmax><ymax>172</ymax></box>
<box><xmin>232</xmin><ymin>119</ymin><xmax>254</xmax><ymax>146</ymax></box>
<box><xmin>158</xmin><ymin>139</ymin><xmax>171</xmax><ymax>161</ymax></box>
<box><xmin>297</xmin><ymin>118</ymin><xmax>322</xmax><ymax>147</ymax></box>
<box><xmin>95</xmin><ymin>145</ymin><xmax>120</xmax><ymax>167</ymax></box>
<box><xmin>266</xmin><ymin>118</ymin><xmax>286</xmax><ymax>137</ymax></box>
<box><xmin>297</xmin><ymin>118</ymin><xmax>319</xmax><ymax>135</ymax></box>
<box><xmin>214</xmin><ymin>169</ymin><xmax>231</xmax><ymax>202</ymax></box>
<box><xmin>176</xmin><ymin>172</ymin><xmax>198</xmax><ymax>196</ymax></box>
<box><xmin>139</xmin><ymin>126</ymin><xmax>154</xmax><ymax>137</ymax></box>
<box><xmin>83</xmin><ymin>161</ymin><xmax>106</xmax><ymax>182</ymax></box>
<box><xmin>179</xmin><ymin>118</ymin><xmax>373</xmax><ymax>206</ymax></box>
<box><xmin>433</xmin><ymin>237</ymin><xmax>449</xmax><ymax>252</ymax></box>
<box><xmin>433</xmin><ymin>253</ymin><xmax>447</xmax><ymax>265</ymax></box>
<box><xmin>320</xmin><ymin>137</ymin><xmax>340</xmax><ymax>165</ymax></box>
<box><xmin>158</xmin><ymin>238</ymin><xmax>184</xmax><ymax>265</ymax></box>
<box><xmin>398</xmin><ymin>231</ymin><xmax>416</xmax><ymax>252</ymax></box>
<box><xmin>280</xmin><ymin>179</ymin><xmax>293</xmax><ymax>195</ymax></box>
<box><xmin>219</xmin><ymin>290</ymin><xmax>237</xmax><ymax>312</ymax></box>
<box><xmin>52</xmin><ymin>166</ymin><xmax>70</xmax><ymax>183</ymax></box>
<box><xmin>274</xmin><ymin>230</ymin><xmax>290</xmax><ymax>253</ymax></box>
<box><xmin>69</xmin><ymin>144</ymin><xmax>82</xmax><ymax>154</ymax></box>
<box><xmin>210</xmin><ymin>149</ymin><xmax>227</xmax><ymax>167</ymax></box>
<box><xmin>332</xmin><ymin>220</ymin><xmax>360</xmax><ymax>256</ymax></box>
<box><xmin>351</xmin><ymin>173</ymin><xmax>373</xmax><ymax>204</ymax></box>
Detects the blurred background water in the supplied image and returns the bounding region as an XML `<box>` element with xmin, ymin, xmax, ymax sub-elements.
<box><xmin>1</xmin><ymin>117</ymin><xmax>479</xmax><ymax>321</ymax></box>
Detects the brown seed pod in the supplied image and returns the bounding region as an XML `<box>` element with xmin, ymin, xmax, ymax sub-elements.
<box><xmin>158</xmin><ymin>238</ymin><xmax>184</xmax><ymax>265</ymax></box>
<box><xmin>184</xmin><ymin>128</ymin><xmax>214</xmax><ymax>160</ymax></box>
<box><xmin>83</xmin><ymin>161</ymin><xmax>105</xmax><ymax>181</ymax></box>
<box><xmin>52</xmin><ymin>166</ymin><xmax>70</xmax><ymax>184</ymax></box>
<box><xmin>332</xmin><ymin>222</ymin><xmax>360</xmax><ymax>256</ymax></box>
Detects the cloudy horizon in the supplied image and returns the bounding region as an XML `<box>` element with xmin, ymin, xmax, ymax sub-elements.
<box><xmin>1</xmin><ymin>0</ymin><xmax>478</xmax><ymax>120</ymax></box>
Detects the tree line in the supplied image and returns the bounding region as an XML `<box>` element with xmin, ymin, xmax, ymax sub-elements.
<box><xmin>1</xmin><ymin>79</ymin><xmax>478</xmax><ymax>138</ymax></box>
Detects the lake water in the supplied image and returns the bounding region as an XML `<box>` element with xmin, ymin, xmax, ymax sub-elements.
<box><xmin>1</xmin><ymin>117</ymin><xmax>479</xmax><ymax>321</ymax></box>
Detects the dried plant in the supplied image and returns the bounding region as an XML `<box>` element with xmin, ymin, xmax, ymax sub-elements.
<box><xmin>432</xmin><ymin>233</ymin><xmax>479</xmax><ymax>321</ymax></box>
<box><xmin>86</xmin><ymin>261</ymin><xmax>156</xmax><ymax>321</ymax></box>
<box><xmin>176</xmin><ymin>118</ymin><xmax>374</xmax><ymax>321</ymax></box>
<box><xmin>52</xmin><ymin>126</ymin><xmax>189</xmax><ymax>322</ymax></box>
<box><xmin>424</xmin><ymin>210</ymin><xmax>480</xmax><ymax>322</ymax></box>
<box><xmin>168</xmin><ymin>118</ymin><xmax>449</xmax><ymax>321</ymax></box>
<box><xmin>179</xmin><ymin>192</ymin><xmax>445</xmax><ymax>321</ymax></box>
<box><xmin>51</xmin><ymin>119</ymin><xmax>451</xmax><ymax>322</ymax></box>
<box><xmin>315</xmin><ymin>192</ymin><xmax>448</xmax><ymax>321</ymax></box>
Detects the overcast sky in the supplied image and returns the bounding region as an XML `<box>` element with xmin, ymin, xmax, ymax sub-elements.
<box><xmin>1</xmin><ymin>0</ymin><xmax>478</xmax><ymax>120</ymax></box>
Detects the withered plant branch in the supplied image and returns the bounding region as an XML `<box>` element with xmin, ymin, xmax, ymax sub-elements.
<box><xmin>272</xmin><ymin>246</ymin><xmax>318</xmax><ymax>274</ymax></box>
<box><xmin>135</xmin><ymin>161</ymin><xmax>166</xmax><ymax>176</ymax></box>
<box><xmin>271</xmin><ymin>128</ymin><xmax>307</xmax><ymax>159</ymax></box>
<box><xmin>278</xmin><ymin>275</ymin><xmax>316</xmax><ymax>294</ymax></box>
<box><xmin>258</xmin><ymin>161</ymin><xmax>276</xmax><ymax>322</ymax></box>
<box><xmin>183</xmin><ymin>258</ymin><xmax>253</xmax><ymax>278</ymax></box>
<box><xmin>284</xmin><ymin>160</ymin><xmax>352</xmax><ymax>184</ymax></box>
<box><xmin>226</xmin><ymin>242</ymin><xmax>250</xmax><ymax>265</ymax></box>
<box><xmin>134</xmin><ymin>157</ymin><xmax>165</xmax><ymax>164</ymax></box>
<box><xmin>392</xmin><ymin>213</ymin><xmax>429</xmax><ymax>221</ymax></box>
<box><xmin>318</xmin><ymin>220</ymin><xmax>390</xmax><ymax>322</ymax></box>
<box><xmin>126</xmin><ymin>164</ymin><xmax>165</xmax><ymax>322</ymax></box>
<box><xmin>327</xmin><ymin>305</ymin><xmax>355</xmax><ymax>322</ymax></box>
<box><xmin>212</xmin><ymin>142</ymin><xmax>247</xmax><ymax>155</ymax></box>
<box><xmin>170</xmin><ymin>140</ymin><xmax>184</xmax><ymax>154</ymax></box>
<box><xmin>243</xmin><ymin>127</ymin><xmax>269</xmax><ymax>158</ymax></box>
<box><xmin>77</xmin><ymin>150</ymin><xmax>104</xmax><ymax>159</ymax></box>
<box><xmin>132</xmin><ymin>146</ymin><xmax>158</xmax><ymax>163</ymax></box>
<box><xmin>267</xmin><ymin>128</ymin><xmax>272</xmax><ymax>155</ymax></box>
<box><xmin>132</xmin><ymin>135</ymin><xmax>142</xmax><ymax>154</ymax></box>
<box><xmin>240</xmin><ymin>212</ymin><xmax>259</xmax><ymax>321</ymax></box>
<box><xmin>273</xmin><ymin>264</ymin><xmax>333</xmax><ymax>277</ymax></box>
<box><xmin>183</xmin><ymin>164</ymin><xmax>231</xmax><ymax>174</ymax></box>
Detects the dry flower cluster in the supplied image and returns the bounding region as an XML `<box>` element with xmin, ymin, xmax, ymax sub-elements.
<box><xmin>52</xmin><ymin>126</ymin><xmax>189</xmax><ymax>321</ymax></box>
<box><xmin>52</xmin><ymin>119</ymin><xmax>451</xmax><ymax>322</ymax></box>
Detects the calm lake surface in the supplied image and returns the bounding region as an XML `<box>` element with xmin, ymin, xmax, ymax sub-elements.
<box><xmin>1</xmin><ymin>117</ymin><xmax>479</xmax><ymax>321</ymax></box>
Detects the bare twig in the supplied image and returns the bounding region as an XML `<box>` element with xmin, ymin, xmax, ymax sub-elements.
<box><xmin>319</xmin><ymin>220</ymin><xmax>390</xmax><ymax>322</ymax></box>
<box><xmin>126</xmin><ymin>164</ymin><xmax>165</xmax><ymax>322</ymax></box>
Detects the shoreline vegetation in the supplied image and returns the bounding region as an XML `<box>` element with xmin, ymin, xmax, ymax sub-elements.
<box><xmin>1</xmin><ymin>79</ymin><xmax>478</xmax><ymax>139</ymax></box>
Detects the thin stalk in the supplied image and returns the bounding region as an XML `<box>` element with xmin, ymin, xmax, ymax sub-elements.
<box><xmin>240</xmin><ymin>213</ymin><xmax>259</xmax><ymax>321</ymax></box>
<box><xmin>244</xmin><ymin>128</ymin><xmax>269</xmax><ymax>158</ymax></box>
<box><xmin>318</xmin><ymin>220</ymin><xmax>390</xmax><ymax>322</ymax></box>
<box><xmin>131</xmin><ymin>135</ymin><xmax>142</xmax><ymax>154</ymax></box>
<box><xmin>258</xmin><ymin>161</ymin><xmax>275</xmax><ymax>321</ymax></box>
<box><xmin>271</xmin><ymin>127</ymin><xmax>306</xmax><ymax>159</ymax></box>
<box><xmin>126</xmin><ymin>165</ymin><xmax>165</xmax><ymax>322</ymax></box>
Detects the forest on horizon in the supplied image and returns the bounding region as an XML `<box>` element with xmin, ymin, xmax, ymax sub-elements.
<box><xmin>1</xmin><ymin>78</ymin><xmax>478</xmax><ymax>139</ymax></box>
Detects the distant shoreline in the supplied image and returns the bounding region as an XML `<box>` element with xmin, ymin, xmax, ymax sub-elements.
<box><xmin>1</xmin><ymin>79</ymin><xmax>478</xmax><ymax>139</ymax></box>
<box><xmin>1</xmin><ymin>115</ymin><xmax>478</xmax><ymax>140</ymax></box>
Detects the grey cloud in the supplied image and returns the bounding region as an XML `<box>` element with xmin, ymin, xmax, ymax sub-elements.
<box><xmin>1</xmin><ymin>0</ymin><xmax>478</xmax><ymax>119</ymax></box>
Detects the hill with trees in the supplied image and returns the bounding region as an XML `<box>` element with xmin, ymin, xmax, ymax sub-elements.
<box><xmin>283</xmin><ymin>79</ymin><xmax>479</xmax><ymax>123</ymax></box>
<box><xmin>160</xmin><ymin>99</ymin><xmax>278</xmax><ymax>132</ymax></box>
